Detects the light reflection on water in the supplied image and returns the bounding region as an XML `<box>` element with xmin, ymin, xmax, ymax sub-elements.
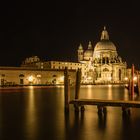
<box><xmin>0</xmin><ymin>85</ymin><xmax>140</xmax><ymax>140</ymax></box>
<box><xmin>79</xmin><ymin>85</ymin><xmax>130</xmax><ymax>101</ymax></box>
<box><xmin>24</xmin><ymin>86</ymin><xmax>37</xmax><ymax>139</ymax></box>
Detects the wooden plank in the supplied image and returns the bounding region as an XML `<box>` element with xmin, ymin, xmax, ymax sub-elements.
<box><xmin>69</xmin><ymin>99</ymin><xmax>140</xmax><ymax>108</ymax></box>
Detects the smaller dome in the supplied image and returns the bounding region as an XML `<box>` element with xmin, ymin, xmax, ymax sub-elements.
<box><xmin>84</xmin><ymin>50</ymin><xmax>93</xmax><ymax>57</ymax></box>
<box><xmin>84</xmin><ymin>41</ymin><xmax>93</xmax><ymax>59</ymax></box>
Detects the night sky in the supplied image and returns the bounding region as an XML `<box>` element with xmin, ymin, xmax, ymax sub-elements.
<box><xmin>0</xmin><ymin>1</ymin><xmax>140</xmax><ymax>68</ymax></box>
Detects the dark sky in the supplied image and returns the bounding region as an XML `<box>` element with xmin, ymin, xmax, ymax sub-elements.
<box><xmin>0</xmin><ymin>0</ymin><xmax>140</xmax><ymax>68</ymax></box>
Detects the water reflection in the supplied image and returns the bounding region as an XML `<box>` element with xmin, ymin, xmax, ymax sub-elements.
<box><xmin>1</xmin><ymin>85</ymin><xmax>140</xmax><ymax>140</ymax></box>
<box><xmin>108</xmin><ymin>85</ymin><xmax>112</xmax><ymax>100</ymax></box>
<box><xmin>122</xmin><ymin>112</ymin><xmax>132</xmax><ymax>140</ymax></box>
<box><xmin>64</xmin><ymin>111</ymin><xmax>85</xmax><ymax>140</ymax></box>
<box><xmin>28</xmin><ymin>86</ymin><xmax>35</xmax><ymax>113</ymax></box>
<box><xmin>24</xmin><ymin>86</ymin><xmax>38</xmax><ymax>139</ymax></box>
<box><xmin>85</xmin><ymin>85</ymin><xmax>93</xmax><ymax>99</ymax></box>
<box><xmin>98</xmin><ymin>112</ymin><xmax>107</xmax><ymax>130</ymax></box>
<box><xmin>64</xmin><ymin>110</ymin><xmax>107</xmax><ymax>140</ymax></box>
<box><xmin>79</xmin><ymin>85</ymin><xmax>131</xmax><ymax>101</ymax></box>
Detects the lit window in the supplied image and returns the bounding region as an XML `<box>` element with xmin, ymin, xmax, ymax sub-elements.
<box><xmin>37</xmin><ymin>74</ymin><xmax>41</xmax><ymax>78</ymax></box>
<box><xmin>2</xmin><ymin>74</ymin><xmax>5</xmax><ymax>77</ymax></box>
<box><xmin>28</xmin><ymin>76</ymin><xmax>33</xmax><ymax>82</ymax></box>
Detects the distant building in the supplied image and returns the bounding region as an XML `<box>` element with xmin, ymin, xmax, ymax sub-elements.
<box><xmin>0</xmin><ymin>67</ymin><xmax>76</xmax><ymax>86</ymax></box>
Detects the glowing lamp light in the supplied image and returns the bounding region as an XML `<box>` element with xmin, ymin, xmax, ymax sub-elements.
<box><xmin>108</xmin><ymin>77</ymin><xmax>112</xmax><ymax>80</ymax></box>
<box><xmin>124</xmin><ymin>77</ymin><xmax>128</xmax><ymax>81</ymax></box>
<box><xmin>108</xmin><ymin>84</ymin><xmax>112</xmax><ymax>87</ymax></box>
<box><xmin>87</xmin><ymin>76</ymin><xmax>92</xmax><ymax>80</ymax></box>
<box><xmin>133</xmin><ymin>76</ymin><xmax>137</xmax><ymax>81</ymax></box>
<box><xmin>37</xmin><ymin>74</ymin><xmax>41</xmax><ymax>78</ymax></box>
<box><xmin>59</xmin><ymin>76</ymin><xmax>64</xmax><ymax>82</ymax></box>
<box><xmin>28</xmin><ymin>76</ymin><xmax>34</xmax><ymax>82</ymax></box>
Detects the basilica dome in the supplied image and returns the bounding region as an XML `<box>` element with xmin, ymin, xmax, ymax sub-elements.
<box><xmin>84</xmin><ymin>50</ymin><xmax>93</xmax><ymax>57</ymax></box>
<box><xmin>94</xmin><ymin>27</ymin><xmax>116</xmax><ymax>52</ymax></box>
<box><xmin>84</xmin><ymin>41</ymin><xmax>93</xmax><ymax>59</ymax></box>
<box><xmin>94</xmin><ymin>40</ymin><xmax>116</xmax><ymax>51</ymax></box>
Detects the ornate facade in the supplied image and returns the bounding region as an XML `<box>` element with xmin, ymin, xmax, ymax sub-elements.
<box><xmin>21</xmin><ymin>27</ymin><xmax>127</xmax><ymax>84</ymax></box>
<box><xmin>78</xmin><ymin>27</ymin><xmax>127</xmax><ymax>83</ymax></box>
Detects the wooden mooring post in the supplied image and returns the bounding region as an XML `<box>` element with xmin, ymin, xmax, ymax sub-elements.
<box><xmin>131</xmin><ymin>64</ymin><xmax>134</xmax><ymax>98</ymax></box>
<box><xmin>74</xmin><ymin>68</ymin><xmax>85</xmax><ymax>111</ymax></box>
<box><xmin>137</xmin><ymin>71</ymin><xmax>140</xmax><ymax>95</ymax></box>
<box><xmin>64</xmin><ymin>67</ymin><xmax>70</xmax><ymax>112</ymax></box>
<box><xmin>75</xmin><ymin>68</ymin><xmax>81</xmax><ymax>100</ymax></box>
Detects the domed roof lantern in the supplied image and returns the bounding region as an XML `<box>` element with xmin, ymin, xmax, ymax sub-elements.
<box><xmin>101</xmin><ymin>26</ymin><xmax>109</xmax><ymax>40</ymax></box>
<box><xmin>94</xmin><ymin>26</ymin><xmax>116</xmax><ymax>51</ymax></box>
<box><xmin>88</xmin><ymin>41</ymin><xmax>92</xmax><ymax>49</ymax></box>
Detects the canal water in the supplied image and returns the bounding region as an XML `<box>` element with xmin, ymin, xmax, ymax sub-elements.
<box><xmin>0</xmin><ymin>85</ymin><xmax>140</xmax><ymax>140</ymax></box>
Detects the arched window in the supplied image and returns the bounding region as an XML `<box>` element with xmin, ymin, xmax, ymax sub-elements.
<box><xmin>19</xmin><ymin>74</ymin><xmax>24</xmax><ymax>77</ymax></box>
<box><xmin>53</xmin><ymin>75</ymin><xmax>57</xmax><ymax>77</ymax></box>
<box><xmin>1</xmin><ymin>74</ymin><xmax>5</xmax><ymax>77</ymax></box>
<box><xmin>19</xmin><ymin>74</ymin><xmax>24</xmax><ymax>85</ymax></box>
<box><xmin>103</xmin><ymin>68</ymin><xmax>109</xmax><ymax>72</ymax></box>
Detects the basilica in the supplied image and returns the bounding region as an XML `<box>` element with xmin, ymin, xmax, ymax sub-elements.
<box><xmin>0</xmin><ymin>27</ymin><xmax>129</xmax><ymax>86</ymax></box>
<box><xmin>77</xmin><ymin>27</ymin><xmax>127</xmax><ymax>84</ymax></box>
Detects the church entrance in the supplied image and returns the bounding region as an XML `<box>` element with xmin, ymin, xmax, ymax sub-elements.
<box><xmin>119</xmin><ymin>69</ymin><xmax>121</xmax><ymax>81</ymax></box>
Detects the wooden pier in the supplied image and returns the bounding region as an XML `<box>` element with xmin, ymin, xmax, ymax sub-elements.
<box><xmin>69</xmin><ymin>99</ymin><xmax>140</xmax><ymax>114</ymax></box>
<box><xmin>64</xmin><ymin>65</ymin><xmax>140</xmax><ymax>115</ymax></box>
<box><xmin>70</xmin><ymin>99</ymin><xmax>140</xmax><ymax>108</ymax></box>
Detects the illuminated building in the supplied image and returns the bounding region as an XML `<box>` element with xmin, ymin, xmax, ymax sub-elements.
<box><xmin>21</xmin><ymin>27</ymin><xmax>127</xmax><ymax>84</ymax></box>
<box><xmin>78</xmin><ymin>27</ymin><xmax>127</xmax><ymax>83</ymax></box>
<box><xmin>0</xmin><ymin>27</ymin><xmax>131</xmax><ymax>86</ymax></box>
<box><xmin>21</xmin><ymin>57</ymin><xmax>88</xmax><ymax>83</ymax></box>
<box><xmin>0</xmin><ymin>67</ymin><xmax>75</xmax><ymax>86</ymax></box>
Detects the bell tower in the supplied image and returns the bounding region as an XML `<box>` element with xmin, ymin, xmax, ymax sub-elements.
<box><xmin>78</xmin><ymin>44</ymin><xmax>84</xmax><ymax>62</ymax></box>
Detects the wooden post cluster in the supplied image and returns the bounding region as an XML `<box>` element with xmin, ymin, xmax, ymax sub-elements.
<box><xmin>75</xmin><ymin>68</ymin><xmax>81</xmax><ymax>100</ymax></box>
<box><xmin>64</xmin><ymin>67</ymin><xmax>70</xmax><ymax>112</ymax></box>
<box><xmin>97</xmin><ymin>105</ymin><xmax>107</xmax><ymax>115</ymax></box>
<box><xmin>137</xmin><ymin>71</ymin><xmax>140</xmax><ymax>95</ymax></box>
<box><xmin>122</xmin><ymin>107</ymin><xmax>131</xmax><ymax>115</ymax></box>
<box><xmin>129</xmin><ymin>79</ymin><xmax>131</xmax><ymax>94</ymax></box>
<box><xmin>131</xmin><ymin>64</ymin><xmax>134</xmax><ymax>97</ymax></box>
<box><xmin>74</xmin><ymin>69</ymin><xmax>85</xmax><ymax>111</ymax></box>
